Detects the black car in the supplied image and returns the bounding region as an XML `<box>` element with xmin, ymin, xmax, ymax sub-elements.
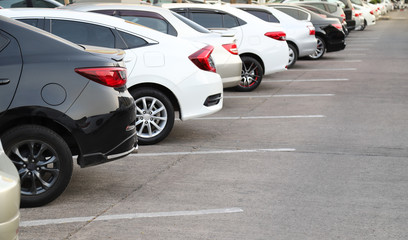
<box><xmin>296</xmin><ymin>3</ymin><xmax>349</xmax><ymax>36</ymax></box>
<box><xmin>0</xmin><ymin>16</ymin><xmax>138</xmax><ymax>207</ymax></box>
<box><xmin>270</xmin><ymin>4</ymin><xmax>346</xmax><ymax>59</ymax></box>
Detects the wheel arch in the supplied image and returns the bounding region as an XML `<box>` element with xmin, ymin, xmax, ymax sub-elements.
<box><xmin>128</xmin><ymin>83</ymin><xmax>181</xmax><ymax>118</ymax></box>
<box><xmin>239</xmin><ymin>52</ymin><xmax>265</xmax><ymax>75</ymax></box>
<box><xmin>0</xmin><ymin>108</ymin><xmax>80</xmax><ymax>156</ymax></box>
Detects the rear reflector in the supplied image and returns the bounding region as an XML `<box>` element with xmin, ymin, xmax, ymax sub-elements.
<box><xmin>75</xmin><ymin>67</ymin><xmax>127</xmax><ymax>88</ymax></box>
<box><xmin>265</xmin><ymin>31</ymin><xmax>286</xmax><ymax>41</ymax></box>
<box><xmin>222</xmin><ymin>43</ymin><xmax>238</xmax><ymax>55</ymax></box>
<box><xmin>189</xmin><ymin>45</ymin><xmax>216</xmax><ymax>73</ymax></box>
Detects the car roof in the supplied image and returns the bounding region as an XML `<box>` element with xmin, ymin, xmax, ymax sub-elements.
<box><xmin>162</xmin><ymin>3</ymin><xmax>273</xmax><ymax>25</ymax></box>
<box><xmin>0</xmin><ymin>7</ymin><xmax>181</xmax><ymax>42</ymax></box>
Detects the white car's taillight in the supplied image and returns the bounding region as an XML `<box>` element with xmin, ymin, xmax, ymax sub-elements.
<box><xmin>307</xmin><ymin>25</ymin><xmax>315</xmax><ymax>35</ymax></box>
<box><xmin>222</xmin><ymin>43</ymin><xmax>238</xmax><ymax>55</ymax></box>
<box><xmin>264</xmin><ymin>31</ymin><xmax>286</xmax><ymax>41</ymax></box>
<box><xmin>189</xmin><ymin>45</ymin><xmax>216</xmax><ymax>73</ymax></box>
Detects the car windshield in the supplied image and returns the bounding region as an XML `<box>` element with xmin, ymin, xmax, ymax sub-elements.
<box><xmin>171</xmin><ymin>11</ymin><xmax>211</xmax><ymax>33</ymax></box>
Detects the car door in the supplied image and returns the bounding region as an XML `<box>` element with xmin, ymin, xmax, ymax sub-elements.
<box><xmin>0</xmin><ymin>31</ymin><xmax>22</xmax><ymax>114</ymax></box>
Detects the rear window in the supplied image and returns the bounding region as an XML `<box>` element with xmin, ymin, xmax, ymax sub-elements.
<box><xmin>50</xmin><ymin>20</ymin><xmax>115</xmax><ymax>48</ymax></box>
<box><xmin>172</xmin><ymin>11</ymin><xmax>211</xmax><ymax>33</ymax></box>
<box><xmin>245</xmin><ymin>9</ymin><xmax>280</xmax><ymax>23</ymax></box>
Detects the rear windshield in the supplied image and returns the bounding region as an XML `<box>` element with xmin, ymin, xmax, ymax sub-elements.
<box><xmin>171</xmin><ymin>11</ymin><xmax>211</xmax><ymax>33</ymax></box>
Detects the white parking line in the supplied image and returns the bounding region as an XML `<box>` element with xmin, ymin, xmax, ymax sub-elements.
<box><xmin>289</xmin><ymin>68</ymin><xmax>356</xmax><ymax>72</ymax></box>
<box><xmin>273</xmin><ymin>94</ymin><xmax>334</xmax><ymax>97</ymax></box>
<box><xmin>20</xmin><ymin>208</ymin><xmax>244</xmax><ymax>227</ymax></box>
<box><xmin>299</xmin><ymin>59</ymin><xmax>362</xmax><ymax>63</ymax></box>
<box><xmin>345</xmin><ymin>48</ymin><xmax>369</xmax><ymax>51</ymax></box>
<box><xmin>263</xmin><ymin>78</ymin><xmax>349</xmax><ymax>83</ymax></box>
<box><xmin>224</xmin><ymin>94</ymin><xmax>334</xmax><ymax>98</ymax></box>
<box><xmin>195</xmin><ymin>115</ymin><xmax>325</xmax><ymax>120</ymax></box>
<box><xmin>132</xmin><ymin>148</ymin><xmax>296</xmax><ymax>157</ymax></box>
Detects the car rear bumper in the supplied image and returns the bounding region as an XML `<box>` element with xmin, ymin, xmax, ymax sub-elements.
<box><xmin>177</xmin><ymin>70</ymin><xmax>223</xmax><ymax>121</ymax></box>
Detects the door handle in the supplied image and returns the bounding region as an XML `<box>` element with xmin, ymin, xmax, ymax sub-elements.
<box><xmin>0</xmin><ymin>79</ymin><xmax>10</xmax><ymax>85</ymax></box>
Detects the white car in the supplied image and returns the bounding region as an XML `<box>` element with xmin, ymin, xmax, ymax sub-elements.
<box><xmin>233</xmin><ymin>4</ymin><xmax>317</xmax><ymax>68</ymax></box>
<box><xmin>353</xmin><ymin>9</ymin><xmax>365</xmax><ymax>30</ymax></box>
<box><xmin>0</xmin><ymin>8</ymin><xmax>223</xmax><ymax>145</ymax></box>
<box><xmin>163</xmin><ymin>3</ymin><xmax>289</xmax><ymax>92</ymax></box>
<box><xmin>0</xmin><ymin>140</ymin><xmax>20</xmax><ymax>240</ymax></box>
<box><xmin>353</xmin><ymin>3</ymin><xmax>376</xmax><ymax>28</ymax></box>
<box><xmin>62</xmin><ymin>3</ymin><xmax>243</xmax><ymax>89</ymax></box>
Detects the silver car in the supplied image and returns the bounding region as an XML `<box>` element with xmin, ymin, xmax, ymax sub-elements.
<box><xmin>234</xmin><ymin>4</ymin><xmax>317</xmax><ymax>68</ymax></box>
<box><xmin>0</xmin><ymin>140</ymin><xmax>20</xmax><ymax>240</ymax></box>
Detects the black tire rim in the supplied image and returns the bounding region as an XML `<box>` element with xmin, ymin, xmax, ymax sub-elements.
<box><xmin>241</xmin><ymin>60</ymin><xmax>261</xmax><ymax>88</ymax></box>
<box><xmin>8</xmin><ymin>140</ymin><xmax>60</xmax><ymax>196</ymax></box>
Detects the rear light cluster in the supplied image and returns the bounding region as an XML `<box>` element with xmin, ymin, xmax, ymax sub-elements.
<box><xmin>341</xmin><ymin>13</ymin><xmax>346</xmax><ymax>22</ymax></box>
<box><xmin>370</xmin><ymin>10</ymin><xmax>374</xmax><ymax>15</ymax></box>
<box><xmin>222</xmin><ymin>43</ymin><xmax>238</xmax><ymax>55</ymax></box>
<box><xmin>355</xmin><ymin>13</ymin><xmax>363</xmax><ymax>17</ymax></box>
<box><xmin>189</xmin><ymin>45</ymin><xmax>216</xmax><ymax>73</ymax></box>
<box><xmin>307</xmin><ymin>25</ymin><xmax>315</xmax><ymax>35</ymax></box>
<box><xmin>75</xmin><ymin>67</ymin><xmax>127</xmax><ymax>88</ymax></box>
<box><xmin>331</xmin><ymin>23</ymin><xmax>343</xmax><ymax>30</ymax></box>
<box><xmin>265</xmin><ymin>31</ymin><xmax>286</xmax><ymax>41</ymax></box>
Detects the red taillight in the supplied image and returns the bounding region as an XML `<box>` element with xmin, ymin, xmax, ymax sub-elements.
<box><xmin>75</xmin><ymin>67</ymin><xmax>127</xmax><ymax>88</ymax></box>
<box><xmin>370</xmin><ymin>10</ymin><xmax>374</xmax><ymax>15</ymax></box>
<box><xmin>355</xmin><ymin>13</ymin><xmax>359</xmax><ymax>17</ymax></box>
<box><xmin>307</xmin><ymin>25</ymin><xmax>315</xmax><ymax>35</ymax></box>
<box><xmin>265</xmin><ymin>31</ymin><xmax>286</xmax><ymax>41</ymax></box>
<box><xmin>222</xmin><ymin>43</ymin><xmax>238</xmax><ymax>55</ymax></box>
<box><xmin>341</xmin><ymin>13</ymin><xmax>346</xmax><ymax>22</ymax></box>
<box><xmin>189</xmin><ymin>45</ymin><xmax>216</xmax><ymax>73</ymax></box>
<box><xmin>331</xmin><ymin>23</ymin><xmax>343</xmax><ymax>30</ymax></box>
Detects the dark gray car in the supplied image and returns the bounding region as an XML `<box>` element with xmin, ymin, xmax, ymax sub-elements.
<box><xmin>0</xmin><ymin>16</ymin><xmax>138</xmax><ymax>207</ymax></box>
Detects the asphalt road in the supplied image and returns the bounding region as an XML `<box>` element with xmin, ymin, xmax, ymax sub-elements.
<box><xmin>18</xmin><ymin>9</ymin><xmax>408</xmax><ymax>240</ymax></box>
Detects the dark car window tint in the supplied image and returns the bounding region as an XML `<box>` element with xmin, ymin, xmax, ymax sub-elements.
<box><xmin>191</xmin><ymin>12</ymin><xmax>223</xmax><ymax>28</ymax></box>
<box><xmin>91</xmin><ymin>9</ymin><xmax>116</xmax><ymax>16</ymax></box>
<box><xmin>31</xmin><ymin>0</ymin><xmax>57</xmax><ymax>7</ymax></box>
<box><xmin>19</xmin><ymin>18</ymin><xmax>39</xmax><ymax>27</ymax></box>
<box><xmin>275</xmin><ymin>8</ymin><xmax>299</xmax><ymax>19</ymax></box>
<box><xmin>172</xmin><ymin>12</ymin><xmax>210</xmax><ymax>34</ymax></box>
<box><xmin>245</xmin><ymin>9</ymin><xmax>280</xmax><ymax>23</ymax></box>
<box><xmin>223</xmin><ymin>13</ymin><xmax>238</xmax><ymax>28</ymax></box>
<box><xmin>309</xmin><ymin>3</ymin><xmax>326</xmax><ymax>11</ymax></box>
<box><xmin>0</xmin><ymin>34</ymin><xmax>10</xmax><ymax>52</ymax></box>
<box><xmin>118</xmin><ymin>30</ymin><xmax>148</xmax><ymax>49</ymax></box>
<box><xmin>123</xmin><ymin>15</ymin><xmax>169</xmax><ymax>34</ymax></box>
<box><xmin>50</xmin><ymin>20</ymin><xmax>115</xmax><ymax>48</ymax></box>
<box><xmin>3</xmin><ymin>0</ymin><xmax>28</xmax><ymax>7</ymax></box>
<box><xmin>328</xmin><ymin>4</ymin><xmax>337</xmax><ymax>13</ymax></box>
<box><xmin>298</xmin><ymin>10</ymin><xmax>309</xmax><ymax>20</ymax></box>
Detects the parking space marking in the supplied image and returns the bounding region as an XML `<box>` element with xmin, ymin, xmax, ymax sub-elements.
<box><xmin>289</xmin><ymin>68</ymin><xmax>356</xmax><ymax>72</ymax></box>
<box><xmin>263</xmin><ymin>78</ymin><xmax>349</xmax><ymax>83</ymax></box>
<box><xmin>344</xmin><ymin>48</ymin><xmax>369</xmax><ymax>51</ymax></box>
<box><xmin>195</xmin><ymin>115</ymin><xmax>325</xmax><ymax>120</ymax></box>
<box><xmin>224</xmin><ymin>94</ymin><xmax>334</xmax><ymax>98</ymax></box>
<box><xmin>132</xmin><ymin>148</ymin><xmax>296</xmax><ymax>157</ymax></box>
<box><xmin>20</xmin><ymin>208</ymin><xmax>244</xmax><ymax>227</ymax></box>
<box><xmin>298</xmin><ymin>60</ymin><xmax>362</xmax><ymax>63</ymax></box>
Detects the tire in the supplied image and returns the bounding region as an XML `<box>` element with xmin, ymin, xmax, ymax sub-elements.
<box><xmin>130</xmin><ymin>87</ymin><xmax>174</xmax><ymax>145</ymax></box>
<box><xmin>287</xmin><ymin>43</ymin><xmax>298</xmax><ymax>68</ymax></box>
<box><xmin>2</xmin><ymin>125</ymin><xmax>73</xmax><ymax>208</ymax></box>
<box><xmin>308</xmin><ymin>36</ymin><xmax>326</xmax><ymax>60</ymax></box>
<box><xmin>235</xmin><ymin>56</ymin><xmax>263</xmax><ymax>92</ymax></box>
<box><xmin>361</xmin><ymin>20</ymin><xmax>367</xmax><ymax>31</ymax></box>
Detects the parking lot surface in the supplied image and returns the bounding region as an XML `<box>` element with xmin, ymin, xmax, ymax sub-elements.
<box><xmin>18</xmin><ymin>9</ymin><xmax>408</xmax><ymax>240</ymax></box>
